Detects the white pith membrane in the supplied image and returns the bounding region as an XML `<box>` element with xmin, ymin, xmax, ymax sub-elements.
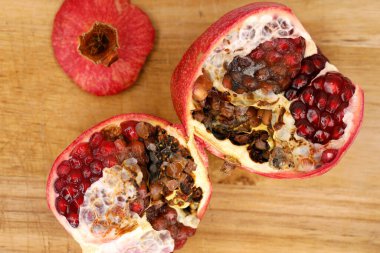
<box><xmin>47</xmin><ymin>119</ymin><xmax>211</xmax><ymax>253</ymax></box>
<box><xmin>188</xmin><ymin>9</ymin><xmax>360</xmax><ymax>173</ymax></box>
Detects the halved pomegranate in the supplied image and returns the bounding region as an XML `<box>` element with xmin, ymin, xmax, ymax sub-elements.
<box><xmin>52</xmin><ymin>0</ymin><xmax>155</xmax><ymax>96</ymax></box>
<box><xmin>46</xmin><ymin>114</ymin><xmax>211</xmax><ymax>252</ymax></box>
<box><xmin>171</xmin><ymin>3</ymin><xmax>364</xmax><ymax>178</ymax></box>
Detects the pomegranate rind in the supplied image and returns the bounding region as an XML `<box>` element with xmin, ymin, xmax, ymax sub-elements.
<box><xmin>46</xmin><ymin>113</ymin><xmax>211</xmax><ymax>244</ymax></box>
<box><xmin>52</xmin><ymin>0</ymin><xmax>155</xmax><ymax>96</ymax></box>
<box><xmin>171</xmin><ymin>2</ymin><xmax>364</xmax><ymax>178</ymax></box>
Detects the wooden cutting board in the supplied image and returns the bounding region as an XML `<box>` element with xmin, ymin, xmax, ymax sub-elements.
<box><xmin>0</xmin><ymin>0</ymin><xmax>379</xmax><ymax>252</ymax></box>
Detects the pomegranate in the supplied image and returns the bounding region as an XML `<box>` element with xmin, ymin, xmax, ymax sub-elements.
<box><xmin>171</xmin><ymin>3</ymin><xmax>364</xmax><ymax>178</ymax></box>
<box><xmin>52</xmin><ymin>0</ymin><xmax>155</xmax><ymax>96</ymax></box>
<box><xmin>46</xmin><ymin>114</ymin><xmax>211</xmax><ymax>252</ymax></box>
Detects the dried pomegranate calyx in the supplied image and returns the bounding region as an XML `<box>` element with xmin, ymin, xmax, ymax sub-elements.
<box><xmin>78</xmin><ymin>22</ymin><xmax>119</xmax><ymax>67</ymax></box>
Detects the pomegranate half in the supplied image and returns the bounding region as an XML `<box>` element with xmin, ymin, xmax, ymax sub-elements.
<box><xmin>46</xmin><ymin>114</ymin><xmax>211</xmax><ymax>252</ymax></box>
<box><xmin>171</xmin><ymin>2</ymin><xmax>364</xmax><ymax>178</ymax></box>
<box><xmin>52</xmin><ymin>0</ymin><xmax>155</xmax><ymax>96</ymax></box>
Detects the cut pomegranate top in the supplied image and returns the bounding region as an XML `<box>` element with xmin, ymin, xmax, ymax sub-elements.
<box><xmin>172</xmin><ymin>3</ymin><xmax>364</xmax><ymax>178</ymax></box>
<box><xmin>46</xmin><ymin>114</ymin><xmax>211</xmax><ymax>252</ymax></box>
<box><xmin>52</xmin><ymin>0</ymin><xmax>155</xmax><ymax>96</ymax></box>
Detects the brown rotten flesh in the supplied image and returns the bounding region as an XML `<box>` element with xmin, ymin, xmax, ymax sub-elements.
<box><xmin>51</xmin><ymin>120</ymin><xmax>204</xmax><ymax>250</ymax></box>
<box><xmin>189</xmin><ymin>12</ymin><xmax>363</xmax><ymax>175</ymax></box>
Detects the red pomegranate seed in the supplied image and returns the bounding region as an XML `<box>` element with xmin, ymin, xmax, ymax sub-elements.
<box><xmin>312</xmin><ymin>76</ymin><xmax>325</xmax><ymax>90</ymax></box>
<box><xmin>168</xmin><ymin>225</ymin><xmax>179</xmax><ymax>238</ymax></box>
<box><xmin>121</xmin><ymin>121</ymin><xmax>139</xmax><ymax>141</ymax></box>
<box><xmin>67</xmin><ymin>170</ymin><xmax>82</xmax><ymax>184</ymax></box>
<box><xmin>311</xmin><ymin>54</ymin><xmax>327</xmax><ymax>69</ymax></box>
<box><xmin>56</xmin><ymin>160</ymin><xmax>71</xmax><ymax>178</ymax></box>
<box><xmin>285</xmin><ymin>89</ymin><xmax>298</xmax><ymax>100</ymax></box>
<box><xmin>89</xmin><ymin>132</ymin><xmax>104</xmax><ymax>149</ymax></box>
<box><xmin>102</xmin><ymin>155</ymin><xmax>119</xmax><ymax>168</ymax></box>
<box><xmin>284</xmin><ymin>54</ymin><xmax>299</xmax><ymax>66</ymax></box>
<box><xmin>334</xmin><ymin>103</ymin><xmax>348</xmax><ymax>122</ymax></box>
<box><xmin>71</xmin><ymin>142</ymin><xmax>91</xmax><ymax>159</ymax></box>
<box><xmin>276</xmin><ymin>38</ymin><xmax>290</xmax><ymax>53</ymax></box>
<box><xmin>55</xmin><ymin>197</ymin><xmax>69</xmax><ymax>215</ymax></box>
<box><xmin>66</xmin><ymin>213</ymin><xmax>79</xmax><ymax>228</ymax></box>
<box><xmin>72</xmin><ymin>195</ymin><xmax>84</xmax><ymax>210</ymax></box>
<box><xmin>290</xmin><ymin>101</ymin><xmax>306</xmax><ymax>120</ymax></box>
<box><xmin>331</xmin><ymin>125</ymin><xmax>345</xmax><ymax>139</ymax></box>
<box><xmin>151</xmin><ymin>216</ymin><xmax>168</xmax><ymax>231</ymax></box>
<box><xmin>164</xmin><ymin>208</ymin><xmax>178</xmax><ymax>225</ymax></box>
<box><xmin>61</xmin><ymin>185</ymin><xmax>79</xmax><ymax>202</ymax></box>
<box><xmin>296</xmin><ymin>119</ymin><xmax>315</xmax><ymax>138</ymax></box>
<box><xmin>69</xmin><ymin>158</ymin><xmax>82</xmax><ymax>170</ymax></box>
<box><xmin>321</xmin><ymin>149</ymin><xmax>338</xmax><ymax>163</ymax></box>
<box><xmin>82</xmin><ymin>166</ymin><xmax>91</xmax><ymax>179</ymax></box>
<box><xmin>324</xmin><ymin>73</ymin><xmax>343</xmax><ymax>95</ymax></box>
<box><xmin>129</xmin><ymin>200</ymin><xmax>144</xmax><ymax>214</ymax></box>
<box><xmin>314</xmin><ymin>130</ymin><xmax>330</xmax><ymax>144</ymax></box>
<box><xmin>83</xmin><ymin>155</ymin><xmax>94</xmax><ymax>166</ymax></box>
<box><xmin>96</xmin><ymin>140</ymin><xmax>117</xmax><ymax>158</ymax></box>
<box><xmin>300</xmin><ymin>87</ymin><xmax>315</xmax><ymax>106</ymax></box>
<box><xmin>306</xmin><ymin>107</ymin><xmax>320</xmax><ymax>127</ymax></box>
<box><xmin>79</xmin><ymin>179</ymin><xmax>91</xmax><ymax>193</ymax></box>
<box><xmin>131</xmin><ymin>140</ymin><xmax>148</xmax><ymax>164</ymax></box>
<box><xmin>179</xmin><ymin>225</ymin><xmax>196</xmax><ymax>237</ymax></box>
<box><xmin>250</xmin><ymin>48</ymin><xmax>265</xmax><ymax>60</ymax></box>
<box><xmin>341</xmin><ymin>86</ymin><xmax>354</xmax><ymax>102</ymax></box>
<box><xmin>266</xmin><ymin>51</ymin><xmax>281</xmax><ymax>64</ymax></box>
<box><xmin>326</xmin><ymin>95</ymin><xmax>341</xmax><ymax>113</ymax></box>
<box><xmin>314</xmin><ymin>91</ymin><xmax>327</xmax><ymax>111</ymax></box>
<box><xmin>90</xmin><ymin>160</ymin><xmax>103</xmax><ymax>175</ymax></box>
<box><xmin>69</xmin><ymin>201</ymin><xmax>79</xmax><ymax>214</ymax></box>
<box><xmin>174</xmin><ymin>239</ymin><xmax>187</xmax><ymax>250</ymax></box>
<box><xmin>291</xmin><ymin>75</ymin><xmax>308</xmax><ymax>89</ymax></box>
<box><xmin>320</xmin><ymin>112</ymin><xmax>335</xmax><ymax>130</ymax></box>
<box><xmin>300</xmin><ymin>59</ymin><xmax>315</xmax><ymax>75</ymax></box>
<box><xmin>114</xmin><ymin>138</ymin><xmax>128</xmax><ymax>151</ymax></box>
<box><xmin>54</xmin><ymin>178</ymin><xmax>67</xmax><ymax>193</ymax></box>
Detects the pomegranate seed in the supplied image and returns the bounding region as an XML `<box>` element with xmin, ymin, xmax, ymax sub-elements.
<box><xmin>168</xmin><ymin>225</ymin><xmax>179</xmax><ymax>238</ymax></box>
<box><xmin>61</xmin><ymin>185</ymin><xmax>79</xmax><ymax>202</ymax></box>
<box><xmin>55</xmin><ymin>197</ymin><xmax>69</xmax><ymax>215</ymax></box>
<box><xmin>334</xmin><ymin>103</ymin><xmax>348</xmax><ymax>122</ymax></box>
<box><xmin>324</xmin><ymin>73</ymin><xmax>342</xmax><ymax>94</ymax></box>
<box><xmin>69</xmin><ymin>158</ymin><xmax>82</xmax><ymax>170</ymax></box>
<box><xmin>266</xmin><ymin>51</ymin><xmax>281</xmax><ymax>64</ymax></box>
<box><xmin>341</xmin><ymin>87</ymin><xmax>354</xmax><ymax>102</ymax></box>
<box><xmin>290</xmin><ymin>101</ymin><xmax>307</xmax><ymax>120</ymax></box>
<box><xmin>71</xmin><ymin>143</ymin><xmax>91</xmax><ymax>159</ymax></box>
<box><xmin>67</xmin><ymin>170</ymin><xmax>82</xmax><ymax>184</ymax></box>
<box><xmin>96</xmin><ymin>140</ymin><xmax>117</xmax><ymax>158</ymax></box>
<box><xmin>311</xmin><ymin>54</ymin><xmax>327</xmax><ymax>70</ymax></box>
<box><xmin>72</xmin><ymin>195</ymin><xmax>84</xmax><ymax>210</ymax></box>
<box><xmin>130</xmin><ymin>200</ymin><xmax>144</xmax><ymax>214</ymax></box>
<box><xmin>150</xmin><ymin>216</ymin><xmax>168</xmax><ymax>231</ymax></box>
<box><xmin>276</xmin><ymin>38</ymin><xmax>290</xmax><ymax>53</ymax></box>
<box><xmin>131</xmin><ymin>140</ymin><xmax>148</xmax><ymax>164</ymax></box>
<box><xmin>321</xmin><ymin>149</ymin><xmax>338</xmax><ymax>163</ymax></box>
<box><xmin>306</xmin><ymin>107</ymin><xmax>320</xmax><ymax>127</ymax></box>
<box><xmin>331</xmin><ymin>125</ymin><xmax>345</xmax><ymax>139</ymax></box>
<box><xmin>114</xmin><ymin>138</ymin><xmax>128</xmax><ymax>151</ymax></box>
<box><xmin>79</xmin><ymin>180</ymin><xmax>91</xmax><ymax>193</ymax></box>
<box><xmin>66</xmin><ymin>213</ymin><xmax>79</xmax><ymax>228</ymax></box>
<box><xmin>314</xmin><ymin>130</ymin><xmax>330</xmax><ymax>144</ymax></box>
<box><xmin>56</xmin><ymin>161</ymin><xmax>71</xmax><ymax>178</ymax></box>
<box><xmin>83</xmin><ymin>155</ymin><xmax>94</xmax><ymax>166</ymax></box>
<box><xmin>82</xmin><ymin>166</ymin><xmax>91</xmax><ymax>179</ymax></box>
<box><xmin>326</xmin><ymin>95</ymin><xmax>341</xmax><ymax>113</ymax></box>
<box><xmin>90</xmin><ymin>176</ymin><xmax>101</xmax><ymax>183</ymax></box>
<box><xmin>314</xmin><ymin>91</ymin><xmax>327</xmax><ymax>111</ymax></box>
<box><xmin>296</xmin><ymin>119</ymin><xmax>315</xmax><ymax>138</ymax></box>
<box><xmin>291</xmin><ymin>75</ymin><xmax>308</xmax><ymax>89</ymax></box>
<box><xmin>54</xmin><ymin>178</ymin><xmax>67</xmax><ymax>193</ymax></box>
<box><xmin>164</xmin><ymin>208</ymin><xmax>178</xmax><ymax>225</ymax></box>
<box><xmin>179</xmin><ymin>225</ymin><xmax>196</xmax><ymax>237</ymax></box>
<box><xmin>69</xmin><ymin>202</ymin><xmax>79</xmax><ymax>214</ymax></box>
<box><xmin>284</xmin><ymin>54</ymin><xmax>299</xmax><ymax>66</ymax></box>
<box><xmin>102</xmin><ymin>155</ymin><xmax>119</xmax><ymax>168</ymax></box>
<box><xmin>312</xmin><ymin>76</ymin><xmax>325</xmax><ymax>90</ymax></box>
<box><xmin>285</xmin><ymin>89</ymin><xmax>298</xmax><ymax>100</ymax></box>
<box><xmin>250</xmin><ymin>48</ymin><xmax>265</xmax><ymax>60</ymax></box>
<box><xmin>261</xmin><ymin>40</ymin><xmax>275</xmax><ymax>50</ymax></box>
<box><xmin>300</xmin><ymin>59</ymin><xmax>315</xmax><ymax>75</ymax></box>
<box><xmin>90</xmin><ymin>160</ymin><xmax>103</xmax><ymax>175</ymax></box>
<box><xmin>121</xmin><ymin>121</ymin><xmax>139</xmax><ymax>141</ymax></box>
<box><xmin>89</xmin><ymin>132</ymin><xmax>104</xmax><ymax>149</ymax></box>
<box><xmin>300</xmin><ymin>87</ymin><xmax>315</xmax><ymax>106</ymax></box>
<box><xmin>320</xmin><ymin>112</ymin><xmax>335</xmax><ymax>130</ymax></box>
<box><xmin>174</xmin><ymin>238</ymin><xmax>187</xmax><ymax>250</ymax></box>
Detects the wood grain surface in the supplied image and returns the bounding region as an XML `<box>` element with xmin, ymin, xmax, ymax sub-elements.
<box><xmin>1</xmin><ymin>0</ymin><xmax>379</xmax><ymax>252</ymax></box>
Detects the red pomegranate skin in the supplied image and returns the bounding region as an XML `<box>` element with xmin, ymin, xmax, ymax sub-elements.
<box><xmin>52</xmin><ymin>0</ymin><xmax>155</xmax><ymax>96</ymax></box>
<box><xmin>171</xmin><ymin>2</ymin><xmax>364</xmax><ymax>179</ymax></box>
<box><xmin>46</xmin><ymin>114</ymin><xmax>211</xmax><ymax>242</ymax></box>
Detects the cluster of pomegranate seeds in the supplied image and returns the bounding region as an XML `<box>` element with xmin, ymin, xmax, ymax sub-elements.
<box><xmin>223</xmin><ymin>37</ymin><xmax>305</xmax><ymax>93</ymax></box>
<box><xmin>147</xmin><ymin>205</ymin><xmax>196</xmax><ymax>249</ymax></box>
<box><xmin>290</xmin><ymin>72</ymin><xmax>355</xmax><ymax>144</ymax></box>
<box><xmin>54</xmin><ymin>120</ymin><xmax>202</xmax><ymax>246</ymax></box>
<box><xmin>284</xmin><ymin>54</ymin><xmax>328</xmax><ymax>100</ymax></box>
